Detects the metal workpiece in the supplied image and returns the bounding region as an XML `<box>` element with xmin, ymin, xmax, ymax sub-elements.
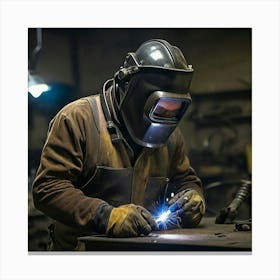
<box><xmin>78</xmin><ymin>217</ymin><xmax>251</xmax><ymax>251</ymax></box>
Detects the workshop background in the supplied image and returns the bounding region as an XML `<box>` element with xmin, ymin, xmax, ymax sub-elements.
<box><xmin>28</xmin><ymin>28</ymin><xmax>252</xmax><ymax>251</ymax></box>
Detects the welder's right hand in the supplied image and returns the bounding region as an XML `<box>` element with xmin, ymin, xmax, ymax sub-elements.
<box><xmin>106</xmin><ymin>204</ymin><xmax>158</xmax><ymax>237</ymax></box>
<box><xmin>169</xmin><ymin>189</ymin><xmax>205</xmax><ymax>228</ymax></box>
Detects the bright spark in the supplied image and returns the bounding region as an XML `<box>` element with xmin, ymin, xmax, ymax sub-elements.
<box><xmin>155</xmin><ymin>209</ymin><xmax>171</xmax><ymax>223</ymax></box>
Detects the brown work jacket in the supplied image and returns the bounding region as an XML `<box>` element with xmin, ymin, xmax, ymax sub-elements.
<box><xmin>32</xmin><ymin>93</ymin><xmax>203</xmax><ymax>250</ymax></box>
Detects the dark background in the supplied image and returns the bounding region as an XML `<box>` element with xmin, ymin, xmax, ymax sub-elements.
<box><xmin>28</xmin><ymin>28</ymin><xmax>252</xmax><ymax>250</ymax></box>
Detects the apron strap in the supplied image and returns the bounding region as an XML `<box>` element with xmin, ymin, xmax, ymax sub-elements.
<box><xmin>85</xmin><ymin>95</ymin><xmax>100</xmax><ymax>133</ymax></box>
<box><xmin>81</xmin><ymin>95</ymin><xmax>102</xmax><ymax>186</ymax></box>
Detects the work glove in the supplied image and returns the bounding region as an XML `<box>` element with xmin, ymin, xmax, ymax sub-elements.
<box><xmin>169</xmin><ymin>189</ymin><xmax>206</xmax><ymax>228</ymax></box>
<box><xmin>93</xmin><ymin>203</ymin><xmax>158</xmax><ymax>237</ymax></box>
<box><xmin>106</xmin><ymin>204</ymin><xmax>158</xmax><ymax>237</ymax></box>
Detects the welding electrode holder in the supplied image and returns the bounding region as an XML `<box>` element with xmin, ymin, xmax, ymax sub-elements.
<box><xmin>168</xmin><ymin>195</ymin><xmax>190</xmax><ymax>214</ymax></box>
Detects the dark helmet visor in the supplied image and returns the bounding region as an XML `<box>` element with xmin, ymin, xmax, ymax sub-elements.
<box><xmin>153</xmin><ymin>99</ymin><xmax>186</xmax><ymax>119</ymax></box>
<box><xmin>145</xmin><ymin>91</ymin><xmax>192</xmax><ymax>124</ymax></box>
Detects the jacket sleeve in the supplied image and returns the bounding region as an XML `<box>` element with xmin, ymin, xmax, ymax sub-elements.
<box><xmin>32</xmin><ymin>99</ymin><xmax>106</xmax><ymax>229</ymax></box>
<box><xmin>168</xmin><ymin>128</ymin><xmax>204</xmax><ymax>200</ymax></box>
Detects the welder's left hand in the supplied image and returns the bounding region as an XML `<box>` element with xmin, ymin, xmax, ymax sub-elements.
<box><xmin>169</xmin><ymin>189</ymin><xmax>205</xmax><ymax>228</ymax></box>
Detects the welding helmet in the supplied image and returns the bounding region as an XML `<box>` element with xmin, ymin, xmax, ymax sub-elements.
<box><xmin>114</xmin><ymin>39</ymin><xmax>194</xmax><ymax>148</ymax></box>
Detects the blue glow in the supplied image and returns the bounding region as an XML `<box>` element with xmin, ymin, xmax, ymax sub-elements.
<box><xmin>156</xmin><ymin>210</ymin><xmax>171</xmax><ymax>223</ymax></box>
<box><xmin>153</xmin><ymin>203</ymin><xmax>170</xmax><ymax>230</ymax></box>
<box><xmin>154</xmin><ymin>203</ymin><xmax>181</xmax><ymax>230</ymax></box>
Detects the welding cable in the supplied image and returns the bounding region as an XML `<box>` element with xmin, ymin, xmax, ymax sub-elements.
<box><xmin>205</xmin><ymin>179</ymin><xmax>251</xmax><ymax>216</ymax></box>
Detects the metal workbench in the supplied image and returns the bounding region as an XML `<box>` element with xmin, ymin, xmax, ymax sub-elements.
<box><xmin>78</xmin><ymin>217</ymin><xmax>252</xmax><ymax>251</ymax></box>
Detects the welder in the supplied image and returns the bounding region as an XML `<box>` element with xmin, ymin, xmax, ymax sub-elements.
<box><xmin>32</xmin><ymin>39</ymin><xmax>205</xmax><ymax>251</ymax></box>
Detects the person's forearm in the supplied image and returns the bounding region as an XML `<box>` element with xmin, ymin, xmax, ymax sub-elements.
<box><xmin>33</xmin><ymin>178</ymin><xmax>106</xmax><ymax>230</ymax></box>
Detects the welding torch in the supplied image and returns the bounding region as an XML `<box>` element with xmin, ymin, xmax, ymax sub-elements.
<box><xmin>155</xmin><ymin>194</ymin><xmax>190</xmax><ymax>224</ymax></box>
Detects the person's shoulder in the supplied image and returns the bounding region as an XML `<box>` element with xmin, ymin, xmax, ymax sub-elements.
<box><xmin>58</xmin><ymin>95</ymin><xmax>99</xmax><ymax>118</ymax></box>
<box><xmin>61</xmin><ymin>97</ymin><xmax>90</xmax><ymax>113</ymax></box>
<box><xmin>169</xmin><ymin>127</ymin><xmax>184</xmax><ymax>143</ymax></box>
